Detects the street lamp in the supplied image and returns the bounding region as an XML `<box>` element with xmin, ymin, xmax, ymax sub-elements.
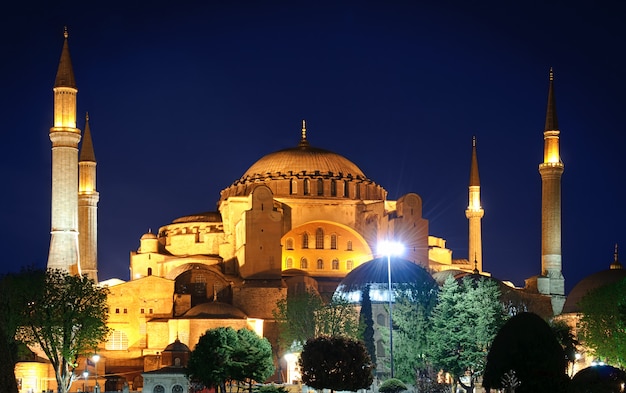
<box><xmin>378</xmin><ymin>240</ymin><xmax>404</xmax><ymax>378</ymax></box>
<box><xmin>92</xmin><ymin>354</ymin><xmax>100</xmax><ymax>393</ymax></box>
<box><xmin>82</xmin><ymin>369</ymin><xmax>89</xmax><ymax>392</ymax></box>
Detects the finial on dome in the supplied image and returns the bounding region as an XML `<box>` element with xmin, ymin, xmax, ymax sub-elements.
<box><xmin>63</xmin><ymin>26</ymin><xmax>69</xmax><ymax>39</ymax></box>
<box><xmin>85</xmin><ymin>111</ymin><xmax>89</xmax><ymax>122</ymax></box>
<box><xmin>549</xmin><ymin>67</ymin><xmax>554</xmax><ymax>81</ymax></box>
<box><xmin>610</xmin><ymin>243</ymin><xmax>622</xmax><ymax>270</ymax></box>
<box><xmin>298</xmin><ymin>119</ymin><xmax>310</xmax><ymax>147</ymax></box>
<box><xmin>472</xmin><ymin>135</ymin><xmax>476</xmax><ymax>147</ymax></box>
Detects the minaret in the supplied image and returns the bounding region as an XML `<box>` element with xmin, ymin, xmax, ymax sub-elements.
<box><xmin>537</xmin><ymin>68</ymin><xmax>566</xmax><ymax>315</ymax></box>
<box><xmin>79</xmin><ymin>113</ymin><xmax>99</xmax><ymax>282</ymax></box>
<box><xmin>47</xmin><ymin>27</ymin><xmax>81</xmax><ymax>275</ymax></box>
<box><xmin>465</xmin><ymin>136</ymin><xmax>484</xmax><ymax>273</ymax></box>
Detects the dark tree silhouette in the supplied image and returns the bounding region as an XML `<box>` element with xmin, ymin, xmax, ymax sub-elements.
<box><xmin>483</xmin><ymin>312</ymin><xmax>569</xmax><ymax>393</ymax></box>
<box><xmin>299</xmin><ymin>335</ymin><xmax>374</xmax><ymax>392</ymax></box>
<box><xmin>360</xmin><ymin>284</ymin><xmax>377</xmax><ymax>368</ymax></box>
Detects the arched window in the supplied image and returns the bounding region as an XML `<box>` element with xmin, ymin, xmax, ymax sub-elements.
<box><xmin>377</xmin><ymin>340</ymin><xmax>386</xmax><ymax>357</ymax></box>
<box><xmin>290</xmin><ymin>179</ymin><xmax>298</xmax><ymax>195</ymax></box>
<box><xmin>330</xmin><ymin>234</ymin><xmax>337</xmax><ymax>250</ymax></box>
<box><xmin>304</xmin><ymin>179</ymin><xmax>310</xmax><ymax>195</ymax></box>
<box><xmin>346</xmin><ymin>260</ymin><xmax>354</xmax><ymax>270</ymax></box>
<box><xmin>285</xmin><ymin>238</ymin><xmax>294</xmax><ymax>250</ymax></box>
<box><xmin>347</xmin><ymin>240</ymin><xmax>353</xmax><ymax>251</ymax></box>
<box><xmin>302</xmin><ymin>233</ymin><xmax>309</xmax><ymax>249</ymax></box>
<box><xmin>317</xmin><ymin>178</ymin><xmax>324</xmax><ymax>195</ymax></box>
<box><xmin>377</xmin><ymin>313</ymin><xmax>387</xmax><ymax>326</ymax></box>
<box><xmin>344</xmin><ymin>181</ymin><xmax>349</xmax><ymax>197</ymax></box>
<box><xmin>285</xmin><ymin>258</ymin><xmax>293</xmax><ymax>269</ymax></box>
<box><xmin>317</xmin><ymin>259</ymin><xmax>324</xmax><ymax>269</ymax></box>
<box><xmin>332</xmin><ymin>259</ymin><xmax>339</xmax><ymax>270</ymax></box>
<box><xmin>105</xmin><ymin>330</ymin><xmax>129</xmax><ymax>350</ymax></box>
<box><xmin>172</xmin><ymin>385</ymin><xmax>184</xmax><ymax>393</ymax></box>
<box><xmin>154</xmin><ymin>385</ymin><xmax>165</xmax><ymax>393</ymax></box>
<box><xmin>330</xmin><ymin>180</ymin><xmax>337</xmax><ymax>196</ymax></box>
<box><xmin>147</xmin><ymin>267</ymin><xmax>152</xmax><ymax>276</ymax></box>
<box><xmin>316</xmin><ymin>228</ymin><xmax>324</xmax><ymax>249</ymax></box>
<box><xmin>300</xmin><ymin>258</ymin><xmax>308</xmax><ymax>269</ymax></box>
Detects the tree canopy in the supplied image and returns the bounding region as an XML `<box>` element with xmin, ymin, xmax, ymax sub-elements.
<box><xmin>427</xmin><ymin>276</ymin><xmax>507</xmax><ymax>392</ymax></box>
<box><xmin>579</xmin><ymin>278</ymin><xmax>626</xmax><ymax>367</ymax></box>
<box><xmin>299</xmin><ymin>335</ymin><xmax>374</xmax><ymax>392</ymax></box>
<box><xmin>0</xmin><ymin>269</ymin><xmax>42</xmax><ymax>393</ymax></box>
<box><xmin>483</xmin><ymin>312</ymin><xmax>569</xmax><ymax>393</ymax></box>
<box><xmin>16</xmin><ymin>268</ymin><xmax>110</xmax><ymax>393</ymax></box>
<box><xmin>187</xmin><ymin>327</ymin><xmax>275</xmax><ymax>393</ymax></box>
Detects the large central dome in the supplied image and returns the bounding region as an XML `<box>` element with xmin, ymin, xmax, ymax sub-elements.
<box><xmin>242</xmin><ymin>140</ymin><xmax>366</xmax><ymax>179</ymax></box>
<box><xmin>219</xmin><ymin>121</ymin><xmax>386</xmax><ymax>201</ymax></box>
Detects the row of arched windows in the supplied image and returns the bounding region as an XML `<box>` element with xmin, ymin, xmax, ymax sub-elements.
<box><xmin>285</xmin><ymin>257</ymin><xmax>354</xmax><ymax>271</ymax></box>
<box><xmin>153</xmin><ymin>385</ymin><xmax>184</xmax><ymax>393</ymax></box>
<box><xmin>285</xmin><ymin>231</ymin><xmax>353</xmax><ymax>251</ymax></box>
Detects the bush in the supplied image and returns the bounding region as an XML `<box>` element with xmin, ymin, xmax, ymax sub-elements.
<box><xmin>254</xmin><ymin>384</ymin><xmax>289</xmax><ymax>393</ymax></box>
<box><xmin>379</xmin><ymin>378</ymin><xmax>408</xmax><ymax>393</ymax></box>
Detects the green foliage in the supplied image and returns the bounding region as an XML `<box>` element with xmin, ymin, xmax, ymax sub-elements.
<box><xmin>16</xmin><ymin>269</ymin><xmax>110</xmax><ymax>393</ymax></box>
<box><xmin>0</xmin><ymin>268</ymin><xmax>42</xmax><ymax>393</ymax></box>
<box><xmin>579</xmin><ymin>278</ymin><xmax>626</xmax><ymax>367</ymax></box>
<box><xmin>390</xmin><ymin>281</ymin><xmax>438</xmax><ymax>385</ymax></box>
<box><xmin>426</xmin><ymin>276</ymin><xmax>507</xmax><ymax>391</ymax></box>
<box><xmin>360</xmin><ymin>284</ymin><xmax>377</xmax><ymax>368</ymax></box>
<box><xmin>299</xmin><ymin>335</ymin><xmax>374</xmax><ymax>392</ymax></box>
<box><xmin>274</xmin><ymin>290</ymin><xmax>360</xmax><ymax>351</ymax></box>
<box><xmin>187</xmin><ymin>327</ymin><xmax>275</xmax><ymax>393</ymax></box>
<box><xmin>254</xmin><ymin>384</ymin><xmax>288</xmax><ymax>393</ymax></box>
<box><xmin>483</xmin><ymin>312</ymin><xmax>569</xmax><ymax>393</ymax></box>
<box><xmin>378</xmin><ymin>378</ymin><xmax>408</xmax><ymax>393</ymax></box>
<box><xmin>273</xmin><ymin>289</ymin><xmax>323</xmax><ymax>350</ymax></box>
<box><xmin>550</xmin><ymin>319</ymin><xmax>580</xmax><ymax>372</ymax></box>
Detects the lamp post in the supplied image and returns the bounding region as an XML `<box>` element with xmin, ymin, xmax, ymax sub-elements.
<box><xmin>378</xmin><ymin>240</ymin><xmax>404</xmax><ymax>378</ymax></box>
<box><xmin>92</xmin><ymin>354</ymin><xmax>100</xmax><ymax>393</ymax></box>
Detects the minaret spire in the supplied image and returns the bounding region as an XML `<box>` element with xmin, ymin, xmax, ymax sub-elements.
<box><xmin>79</xmin><ymin>112</ymin><xmax>99</xmax><ymax>282</ymax></box>
<box><xmin>538</xmin><ymin>68</ymin><xmax>566</xmax><ymax>315</ymax></box>
<box><xmin>466</xmin><ymin>136</ymin><xmax>484</xmax><ymax>273</ymax></box>
<box><xmin>610</xmin><ymin>244</ymin><xmax>622</xmax><ymax>270</ymax></box>
<box><xmin>48</xmin><ymin>29</ymin><xmax>81</xmax><ymax>274</ymax></box>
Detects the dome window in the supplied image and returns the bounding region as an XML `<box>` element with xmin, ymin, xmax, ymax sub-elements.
<box><xmin>330</xmin><ymin>234</ymin><xmax>337</xmax><ymax>250</ymax></box>
<box><xmin>317</xmin><ymin>178</ymin><xmax>324</xmax><ymax>195</ymax></box>
<box><xmin>302</xmin><ymin>233</ymin><xmax>309</xmax><ymax>249</ymax></box>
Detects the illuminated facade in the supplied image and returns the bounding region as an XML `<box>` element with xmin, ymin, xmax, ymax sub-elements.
<box><xmin>20</xmin><ymin>33</ymin><xmax>586</xmax><ymax>392</ymax></box>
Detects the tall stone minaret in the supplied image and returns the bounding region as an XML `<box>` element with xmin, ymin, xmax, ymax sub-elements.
<box><xmin>465</xmin><ymin>136</ymin><xmax>484</xmax><ymax>273</ymax></box>
<box><xmin>537</xmin><ymin>68</ymin><xmax>566</xmax><ymax>315</ymax></box>
<box><xmin>47</xmin><ymin>28</ymin><xmax>81</xmax><ymax>275</ymax></box>
<box><xmin>79</xmin><ymin>113</ymin><xmax>99</xmax><ymax>282</ymax></box>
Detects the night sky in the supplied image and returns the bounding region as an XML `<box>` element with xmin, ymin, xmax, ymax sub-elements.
<box><xmin>2</xmin><ymin>1</ymin><xmax>624</xmax><ymax>294</ymax></box>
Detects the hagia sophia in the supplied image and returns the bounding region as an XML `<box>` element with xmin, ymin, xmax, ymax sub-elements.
<box><xmin>14</xmin><ymin>30</ymin><xmax>625</xmax><ymax>393</ymax></box>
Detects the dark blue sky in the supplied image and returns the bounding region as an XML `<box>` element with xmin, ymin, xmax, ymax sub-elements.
<box><xmin>1</xmin><ymin>1</ymin><xmax>624</xmax><ymax>293</ymax></box>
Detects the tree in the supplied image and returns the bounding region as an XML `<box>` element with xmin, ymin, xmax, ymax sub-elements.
<box><xmin>360</xmin><ymin>284</ymin><xmax>377</xmax><ymax>368</ymax></box>
<box><xmin>483</xmin><ymin>312</ymin><xmax>569</xmax><ymax>393</ymax></box>
<box><xmin>16</xmin><ymin>269</ymin><xmax>109</xmax><ymax>393</ymax></box>
<box><xmin>427</xmin><ymin>276</ymin><xmax>507</xmax><ymax>392</ymax></box>
<box><xmin>0</xmin><ymin>268</ymin><xmax>43</xmax><ymax>393</ymax></box>
<box><xmin>231</xmin><ymin>328</ymin><xmax>275</xmax><ymax>392</ymax></box>
<box><xmin>273</xmin><ymin>289</ymin><xmax>323</xmax><ymax>350</ymax></box>
<box><xmin>274</xmin><ymin>290</ymin><xmax>360</xmax><ymax>352</ymax></box>
<box><xmin>299</xmin><ymin>335</ymin><xmax>374</xmax><ymax>392</ymax></box>
<box><xmin>378</xmin><ymin>378</ymin><xmax>408</xmax><ymax>393</ymax></box>
<box><xmin>579</xmin><ymin>278</ymin><xmax>626</xmax><ymax>366</ymax></box>
<box><xmin>188</xmin><ymin>327</ymin><xmax>239</xmax><ymax>393</ymax></box>
<box><xmin>391</xmin><ymin>282</ymin><xmax>438</xmax><ymax>385</ymax></box>
<box><xmin>188</xmin><ymin>327</ymin><xmax>275</xmax><ymax>393</ymax></box>
<box><xmin>550</xmin><ymin>319</ymin><xmax>580</xmax><ymax>375</ymax></box>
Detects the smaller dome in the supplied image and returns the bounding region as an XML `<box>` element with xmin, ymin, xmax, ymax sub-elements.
<box><xmin>172</xmin><ymin>211</ymin><xmax>222</xmax><ymax>224</ymax></box>
<box><xmin>164</xmin><ymin>338</ymin><xmax>190</xmax><ymax>353</ymax></box>
<box><xmin>182</xmin><ymin>302</ymin><xmax>247</xmax><ymax>319</ymax></box>
<box><xmin>335</xmin><ymin>257</ymin><xmax>438</xmax><ymax>303</ymax></box>
<box><xmin>141</xmin><ymin>231</ymin><xmax>157</xmax><ymax>240</ymax></box>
